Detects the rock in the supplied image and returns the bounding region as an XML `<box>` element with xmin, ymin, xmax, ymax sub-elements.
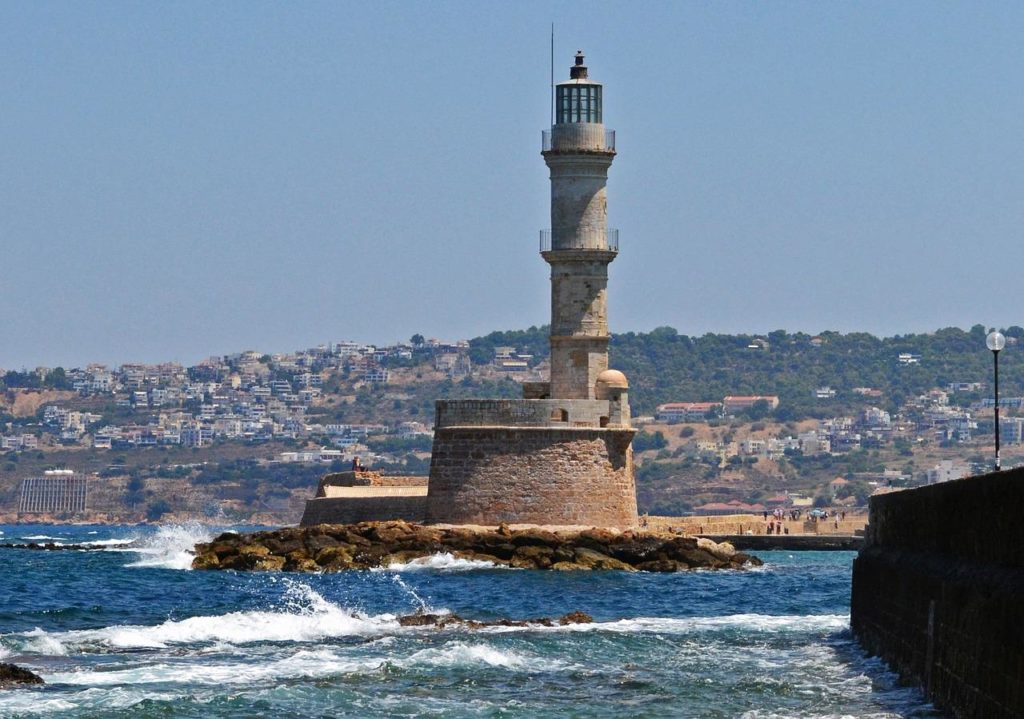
<box><xmin>188</xmin><ymin>522</ymin><xmax>762</xmax><ymax>574</ymax></box>
<box><xmin>606</xmin><ymin>537</ymin><xmax>665</xmax><ymax>564</ymax></box>
<box><xmin>191</xmin><ymin>552</ymin><xmax>220</xmax><ymax>570</ymax></box>
<box><xmin>286</xmin><ymin>554</ymin><xmax>321</xmax><ymax>572</ymax></box>
<box><xmin>558</xmin><ymin>610</ymin><xmax>593</xmax><ymax>625</ymax></box>
<box><xmin>381</xmin><ymin>550</ymin><xmax>429</xmax><ymax>567</ymax></box>
<box><xmin>697</xmin><ymin>537</ymin><xmax>736</xmax><ymax>561</ymax></box>
<box><xmin>237</xmin><ymin>544</ymin><xmax>270</xmax><ymax>558</ymax></box>
<box><xmin>514</xmin><ymin>544</ymin><xmax>554</xmax><ymax>569</ymax></box>
<box><xmin>636</xmin><ymin>559</ymin><xmax>686</xmax><ymax>572</ymax></box>
<box><xmin>0</xmin><ymin>663</ymin><xmax>44</xmax><ymax>688</ymax></box>
<box><xmin>551</xmin><ymin>561</ymin><xmax>589</xmax><ymax>571</ymax></box>
<box><xmin>510</xmin><ymin>528</ymin><xmax>560</xmax><ymax>547</ymax></box>
<box><xmin>253</xmin><ymin>556</ymin><xmax>286</xmax><ymax>571</ymax></box>
<box><xmin>573</xmin><ymin>547</ymin><xmax>636</xmax><ymax>571</ymax></box>
<box><xmin>314</xmin><ymin>546</ymin><xmax>353</xmax><ymax>568</ymax></box>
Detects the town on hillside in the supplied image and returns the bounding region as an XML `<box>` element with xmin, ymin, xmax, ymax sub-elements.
<box><xmin>1</xmin><ymin>326</ymin><xmax>1021</xmax><ymax>523</ymax></box>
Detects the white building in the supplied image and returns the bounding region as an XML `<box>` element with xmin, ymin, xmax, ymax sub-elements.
<box><xmin>927</xmin><ymin>460</ymin><xmax>970</xmax><ymax>484</ymax></box>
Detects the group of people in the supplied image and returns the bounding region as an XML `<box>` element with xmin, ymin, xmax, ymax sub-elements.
<box><xmin>761</xmin><ymin>507</ymin><xmax>849</xmax><ymax>534</ymax></box>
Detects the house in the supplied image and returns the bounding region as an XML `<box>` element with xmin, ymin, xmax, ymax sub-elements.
<box><xmin>656</xmin><ymin>402</ymin><xmax>721</xmax><ymax>422</ymax></box>
<box><xmin>927</xmin><ymin>460</ymin><xmax>970</xmax><ymax>484</ymax></box>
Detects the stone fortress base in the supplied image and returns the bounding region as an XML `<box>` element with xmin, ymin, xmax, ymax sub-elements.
<box><xmin>425</xmin><ymin>396</ymin><xmax>636</xmax><ymax>527</ymax></box>
<box><xmin>301</xmin><ymin>374</ymin><xmax>638</xmax><ymax>529</ymax></box>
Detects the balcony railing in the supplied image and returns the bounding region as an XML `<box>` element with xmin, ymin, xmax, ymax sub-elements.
<box><xmin>542</xmin><ymin>126</ymin><xmax>615</xmax><ymax>153</ymax></box>
<box><xmin>540</xmin><ymin>229</ymin><xmax>619</xmax><ymax>253</ymax></box>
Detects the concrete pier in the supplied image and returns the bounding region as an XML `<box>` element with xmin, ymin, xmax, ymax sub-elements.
<box><xmin>850</xmin><ymin>469</ymin><xmax>1024</xmax><ymax>718</ymax></box>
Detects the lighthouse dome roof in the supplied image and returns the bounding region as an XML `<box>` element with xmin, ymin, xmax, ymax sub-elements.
<box><xmin>596</xmin><ymin>369</ymin><xmax>629</xmax><ymax>389</ymax></box>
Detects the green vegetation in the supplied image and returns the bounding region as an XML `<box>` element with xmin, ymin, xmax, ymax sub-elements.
<box><xmin>610</xmin><ymin>325</ymin><xmax>1024</xmax><ymax>415</ymax></box>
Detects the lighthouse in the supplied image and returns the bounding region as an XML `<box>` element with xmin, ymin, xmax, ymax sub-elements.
<box><xmin>308</xmin><ymin>49</ymin><xmax>639</xmax><ymax>529</ymax></box>
<box><xmin>542</xmin><ymin>51</ymin><xmax>619</xmax><ymax>400</ymax></box>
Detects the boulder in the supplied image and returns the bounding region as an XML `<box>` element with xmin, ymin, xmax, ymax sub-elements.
<box><xmin>0</xmin><ymin>663</ymin><xmax>44</xmax><ymax>688</ymax></box>
<box><xmin>558</xmin><ymin>610</ymin><xmax>594</xmax><ymax>625</ymax></box>
<box><xmin>191</xmin><ymin>552</ymin><xmax>220</xmax><ymax>570</ymax></box>
<box><xmin>189</xmin><ymin>522</ymin><xmax>762</xmax><ymax>574</ymax></box>
<box><xmin>253</xmin><ymin>556</ymin><xmax>286</xmax><ymax>571</ymax></box>
<box><xmin>510</xmin><ymin>528</ymin><xmax>560</xmax><ymax>548</ymax></box>
<box><xmin>551</xmin><ymin>561</ymin><xmax>589</xmax><ymax>571</ymax></box>
<box><xmin>696</xmin><ymin>537</ymin><xmax>736</xmax><ymax>561</ymax></box>
<box><xmin>573</xmin><ymin>547</ymin><xmax>636</xmax><ymax>571</ymax></box>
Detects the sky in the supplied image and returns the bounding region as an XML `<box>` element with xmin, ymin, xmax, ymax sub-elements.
<box><xmin>2</xmin><ymin>1</ymin><xmax>1023</xmax><ymax>369</ymax></box>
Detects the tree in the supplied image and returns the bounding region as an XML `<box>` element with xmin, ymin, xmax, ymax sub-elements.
<box><xmin>146</xmin><ymin>499</ymin><xmax>172</xmax><ymax>522</ymax></box>
<box><xmin>410</xmin><ymin>334</ymin><xmax>425</xmax><ymax>347</ymax></box>
<box><xmin>633</xmin><ymin>430</ymin><xmax>668</xmax><ymax>452</ymax></box>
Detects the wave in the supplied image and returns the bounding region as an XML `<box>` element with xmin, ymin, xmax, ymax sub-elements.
<box><xmin>124</xmin><ymin>523</ymin><xmax>215</xmax><ymax>570</ymax></box>
<box><xmin>83</xmin><ymin>538</ymin><xmax>137</xmax><ymax>548</ymax></box>
<box><xmin>16</xmin><ymin>582</ymin><xmax>400</xmax><ymax>654</ymax></box>
<box><xmin>20</xmin><ymin>535</ymin><xmax>61</xmax><ymax>541</ymax></box>
<box><xmin>404</xmin><ymin>642</ymin><xmax>568</xmax><ymax>671</ymax></box>
<box><xmin>374</xmin><ymin>552</ymin><xmax>508</xmax><ymax>572</ymax></box>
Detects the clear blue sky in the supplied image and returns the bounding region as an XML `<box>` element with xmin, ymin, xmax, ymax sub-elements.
<box><xmin>3</xmin><ymin>1</ymin><xmax>1022</xmax><ymax>369</ymax></box>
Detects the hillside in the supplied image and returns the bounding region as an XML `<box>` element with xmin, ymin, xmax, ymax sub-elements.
<box><xmin>1</xmin><ymin>324</ymin><xmax>1019</xmax><ymax>523</ymax></box>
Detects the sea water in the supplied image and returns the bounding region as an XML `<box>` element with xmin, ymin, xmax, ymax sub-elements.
<box><xmin>0</xmin><ymin>524</ymin><xmax>940</xmax><ymax>718</ymax></box>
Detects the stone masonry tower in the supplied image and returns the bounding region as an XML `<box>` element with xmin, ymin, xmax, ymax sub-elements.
<box><xmin>304</xmin><ymin>50</ymin><xmax>638</xmax><ymax>529</ymax></box>
<box><xmin>542</xmin><ymin>51</ymin><xmax>617</xmax><ymax>399</ymax></box>
<box><xmin>421</xmin><ymin>50</ymin><xmax>637</xmax><ymax>529</ymax></box>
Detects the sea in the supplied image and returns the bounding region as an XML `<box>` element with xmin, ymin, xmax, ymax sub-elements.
<box><xmin>0</xmin><ymin>523</ymin><xmax>940</xmax><ymax>719</ymax></box>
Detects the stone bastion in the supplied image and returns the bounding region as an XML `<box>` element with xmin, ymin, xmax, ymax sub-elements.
<box><xmin>423</xmin><ymin>398</ymin><xmax>637</xmax><ymax>528</ymax></box>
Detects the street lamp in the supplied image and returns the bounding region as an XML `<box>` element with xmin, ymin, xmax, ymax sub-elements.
<box><xmin>986</xmin><ymin>330</ymin><xmax>1006</xmax><ymax>472</ymax></box>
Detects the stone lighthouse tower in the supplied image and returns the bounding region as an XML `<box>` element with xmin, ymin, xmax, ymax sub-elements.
<box><xmin>542</xmin><ymin>51</ymin><xmax>618</xmax><ymax>400</ymax></box>
<box><xmin>419</xmin><ymin>50</ymin><xmax>637</xmax><ymax>529</ymax></box>
<box><xmin>302</xmin><ymin>50</ymin><xmax>638</xmax><ymax>529</ymax></box>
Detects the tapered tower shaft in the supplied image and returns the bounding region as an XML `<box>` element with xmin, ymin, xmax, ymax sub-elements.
<box><xmin>541</xmin><ymin>51</ymin><xmax>617</xmax><ymax>400</ymax></box>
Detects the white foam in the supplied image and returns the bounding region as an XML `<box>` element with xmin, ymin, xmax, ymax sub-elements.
<box><xmin>403</xmin><ymin>642</ymin><xmax>568</xmax><ymax>671</ymax></box>
<box><xmin>478</xmin><ymin>613</ymin><xmax>850</xmax><ymax>636</ymax></box>
<box><xmin>21</xmin><ymin>535</ymin><xmax>60</xmax><ymax>541</ymax></box>
<box><xmin>84</xmin><ymin>538</ymin><xmax>137</xmax><ymax>548</ymax></box>
<box><xmin>20</xmin><ymin>582</ymin><xmax>399</xmax><ymax>654</ymax></box>
<box><xmin>376</xmin><ymin>552</ymin><xmax>506</xmax><ymax>572</ymax></box>
<box><xmin>50</xmin><ymin>647</ymin><xmax>383</xmax><ymax>687</ymax></box>
<box><xmin>0</xmin><ymin>695</ymin><xmax>77</xmax><ymax>715</ymax></box>
<box><xmin>124</xmin><ymin>522</ymin><xmax>215</xmax><ymax>570</ymax></box>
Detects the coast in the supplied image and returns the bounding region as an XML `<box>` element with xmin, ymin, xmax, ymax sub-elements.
<box><xmin>191</xmin><ymin>520</ymin><xmax>762</xmax><ymax>572</ymax></box>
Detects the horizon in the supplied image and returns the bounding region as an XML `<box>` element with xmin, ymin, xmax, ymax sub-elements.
<box><xmin>4</xmin><ymin>3</ymin><xmax>1022</xmax><ymax>368</ymax></box>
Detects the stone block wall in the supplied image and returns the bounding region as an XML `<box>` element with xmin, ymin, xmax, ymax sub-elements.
<box><xmin>851</xmin><ymin>470</ymin><xmax>1024</xmax><ymax>718</ymax></box>
<box><xmin>425</xmin><ymin>426</ymin><xmax>637</xmax><ymax>527</ymax></box>
<box><xmin>300</xmin><ymin>495</ymin><xmax>427</xmax><ymax>526</ymax></box>
<box><xmin>435</xmin><ymin>399</ymin><xmax>612</xmax><ymax>429</ymax></box>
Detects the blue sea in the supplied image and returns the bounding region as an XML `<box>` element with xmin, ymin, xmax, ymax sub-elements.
<box><xmin>0</xmin><ymin>524</ymin><xmax>939</xmax><ymax>718</ymax></box>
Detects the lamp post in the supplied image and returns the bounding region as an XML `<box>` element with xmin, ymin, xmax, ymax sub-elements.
<box><xmin>986</xmin><ymin>330</ymin><xmax>1006</xmax><ymax>472</ymax></box>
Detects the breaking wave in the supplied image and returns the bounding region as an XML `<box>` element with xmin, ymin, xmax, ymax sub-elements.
<box><xmin>375</xmin><ymin>552</ymin><xmax>507</xmax><ymax>572</ymax></box>
<box><xmin>15</xmin><ymin>582</ymin><xmax>399</xmax><ymax>655</ymax></box>
<box><xmin>124</xmin><ymin>523</ymin><xmax>215</xmax><ymax>570</ymax></box>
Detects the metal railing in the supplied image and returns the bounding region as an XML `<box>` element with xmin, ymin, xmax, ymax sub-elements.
<box><xmin>542</xmin><ymin>127</ymin><xmax>615</xmax><ymax>153</ymax></box>
<box><xmin>540</xmin><ymin>229</ymin><xmax>619</xmax><ymax>253</ymax></box>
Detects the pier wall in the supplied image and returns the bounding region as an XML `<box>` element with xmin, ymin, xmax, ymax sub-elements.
<box><xmin>850</xmin><ymin>470</ymin><xmax>1024</xmax><ymax>719</ymax></box>
<box><xmin>300</xmin><ymin>493</ymin><xmax>427</xmax><ymax>526</ymax></box>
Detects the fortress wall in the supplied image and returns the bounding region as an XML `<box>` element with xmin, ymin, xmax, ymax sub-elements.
<box><xmin>300</xmin><ymin>495</ymin><xmax>427</xmax><ymax>526</ymax></box>
<box><xmin>425</xmin><ymin>426</ymin><xmax>637</xmax><ymax>528</ymax></box>
<box><xmin>435</xmin><ymin>399</ymin><xmax>611</xmax><ymax>429</ymax></box>
<box><xmin>850</xmin><ymin>470</ymin><xmax>1024</xmax><ymax>719</ymax></box>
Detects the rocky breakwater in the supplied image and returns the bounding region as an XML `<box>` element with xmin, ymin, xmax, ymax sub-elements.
<box><xmin>192</xmin><ymin>521</ymin><xmax>762</xmax><ymax>572</ymax></box>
